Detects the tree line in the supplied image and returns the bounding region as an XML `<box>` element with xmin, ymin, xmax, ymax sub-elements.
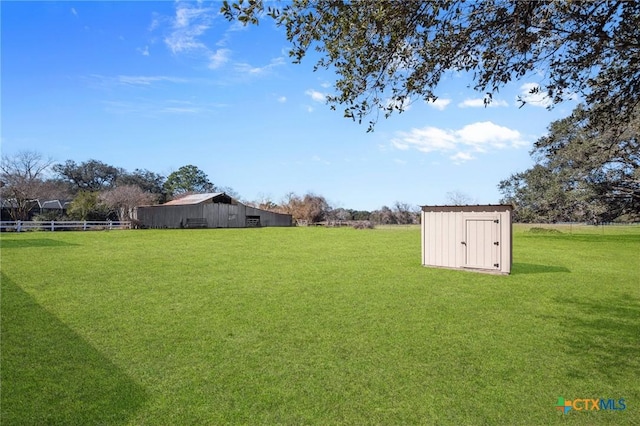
<box><xmin>0</xmin><ymin>154</ymin><xmax>421</xmax><ymax>225</ymax></box>
<box><xmin>0</xmin><ymin>157</ymin><xmax>223</xmax><ymax>221</ymax></box>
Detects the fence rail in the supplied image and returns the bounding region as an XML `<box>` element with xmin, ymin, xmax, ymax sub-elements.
<box><xmin>0</xmin><ymin>220</ymin><xmax>132</xmax><ymax>232</ymax></box>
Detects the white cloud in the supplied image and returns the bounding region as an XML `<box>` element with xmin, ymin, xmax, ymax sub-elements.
<box><xmin>518</xmin><ymin>83</ymin><xmax>552</xmax><ymax>108</ymax></box>
<box><xmin>277</xmin><ymin>96</ymin><xmax>287</xmax><ymax>103</ymax></box>
<box><xmin>208</xmin><ymin>49</ymin><xmax>230</xmax><ymax>69</ymax></box>
<box><xmin>235</xmin><ymin>56</ymin><xmax>285</xmax><ymax>76</ymax></box>
<box><xmin>455</xmin><ymin>121</ymin><xmax>523</xmax><ymax>149</ymax></box>
<box><xmin>393</xmin><ymin>159</ymin><xmax>407</xmax><ymax>165</ymax></box>
<box><xmin>392</xmin><ymin>127</ymin><xmax>457</xmax><ymax>153</ymax></box>
<box><xmin>159</xmin><ymin>2</ymin><xmax>286</xmax><ymax>79</ymax></box>
<box><xmin>164</xmin><ymin>3</ymin><xmax>214</xmax><ymax>54</ymax></box>
<box><xmin>116</xmin><ymin>75</ymin><xmax>187</xmax><ymax>86</ymax></box>
<box><xmin>71</xmin><ymin>7</ymin><xmax>78</xmax><ymax>16</ymax></box>
<box><xmin>391</xmin><ymin>121</ymin><xmax>528</xmax><ymax>163</ymax></box>
<box><xmin>426</xmin><ymin>98</ymin><xmax>451</xmax><ymax>111</ymax></box>
<box><xmin>312</xmin><ymin>155</ymin><xmax>330</xmax><ymax>165</ymax></box>
<box><xmin>305</xmin><ymin>89</ymin><xmax>326</xmax><ymax>103</ymax></box>
<box><xmin>458</xmin><ymin>98</ymin><xmax>509</xmax><ymax>108</ymax></box>
<box><xmin>149</xmin><ymin>17</ymin><xmax>160</xmax><ymax>32</ymax></box>
<box><xmin>137</xmin><ymin>46</ymin><xmax>150</xmax><ymax>56</ymax></box>
<box><xmin>103</xmin><ymin>99</ymin><xmax>225</xmax><ymax>116</ymax></box>
<box><xmin>450</xmin><ymin>151</ymin><xmax>475</xmax><ymax>163</ymax></box>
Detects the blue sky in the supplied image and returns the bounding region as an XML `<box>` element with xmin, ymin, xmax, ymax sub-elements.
<box><xmin>1</xmin><ymin>1</ymin><xmax>579</xmax><ymax>210</ymax></box>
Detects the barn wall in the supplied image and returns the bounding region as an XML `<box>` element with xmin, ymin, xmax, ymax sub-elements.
<box><xmin>136</xmin><ymin>205</ymin><xmax>204</xmax><ymax>228</ymax></box>
<box><xmin>137</xmin><ymin>200</ymin><xmax>292</xmax><ymax>229</ymax></box>
<box><xmin>245</xmin><ymin>206</ymin><xmax>293</xmax><ymax>227</ymax></box>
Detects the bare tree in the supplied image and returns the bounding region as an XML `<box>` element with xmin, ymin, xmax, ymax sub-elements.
<box><xmin>279</xmin><ymin>192</ymin><xmax>331</xmax><ymax>224</ymax></box>
<box><xmin>445</xmin><ymin>191</ymin><xmax>477</xmax><ymax>206</ymax></box>
<box><xmin>370</xmin><ymin>206</ymin><xmax>397</xmax><ymax>225</ymax></box>
<box><xmin>393</xmin><ymin>201</ymin><xmax>419</xmax><ymax>224</ymax></box>
<box><xmin>99</xmin><ymin>185</ymin><xmax>156</xmax><ymax>221</ymax></box>
<box><xmin>0</xmin><ymin>151</ymin><xmax>53</xmax><ymax>220</ymax></box>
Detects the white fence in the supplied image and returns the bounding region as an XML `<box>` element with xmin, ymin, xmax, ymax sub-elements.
<box><xmin>0</xmin><ymin>220</ymin><xmax>132</xmax><ymax>232</ymax></box>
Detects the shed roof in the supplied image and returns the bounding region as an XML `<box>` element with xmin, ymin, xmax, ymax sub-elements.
<box><xmin>421</xmin><ymin>204</ymin><xmax>513</xmax><ymax>213</ymax></box>
<box><xmin>162</xmin><ymin>192</ymin><xmax>231</xmax><ymax>206</ymax></box>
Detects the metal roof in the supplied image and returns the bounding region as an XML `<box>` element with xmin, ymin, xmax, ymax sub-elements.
<box><xmin>162</xmin><ymin>192</ymin><xmax>227</xmax><ymax>206</ymax></box>
<box><xmin>40</xmin><ymin>200</ymin><xmax>64</xmax><ymax>209</ymax></box>
<box><xmin>421</xmin><ymin>204</ymin><xmax>513</xmax><ymax>213</ymax></box>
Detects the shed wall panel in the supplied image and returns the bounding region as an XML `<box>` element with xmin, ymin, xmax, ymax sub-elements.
<box><xmin>421</xmin><ymin>205</ymin><xmax>512</xmax><ymax>274</ymax></box>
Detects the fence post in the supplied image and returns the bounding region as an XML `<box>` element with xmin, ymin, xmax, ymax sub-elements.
<box><xmin>109</xmin><ymin>220</ymin><xmax>113</xmax><ymax>230</ymax></box>
<box><xmin>51</xmin><ymin>220</ymin><xmax>55</xmax><ymax>231</ymax></box>
<box><xmin>17</xmin><ymin>220</ymin><xmax>22</xmax><ymax>232</ymax></box>
<box><xmin>83</xmin><ymin>221</ymin><xmax>87</xmax><ymax>231</ymax></box>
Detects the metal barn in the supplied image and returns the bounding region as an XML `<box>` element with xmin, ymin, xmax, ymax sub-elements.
<box><xmin>135</xmin><ymin>193</ymin><xmax>292</xmax><ymax>228</ymax></box>
<box><xmin>421</xmin><ymin>205</ymin><xmax>512</xmax><ymax>274</ymax></box>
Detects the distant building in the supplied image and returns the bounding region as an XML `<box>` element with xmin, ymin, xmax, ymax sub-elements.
<box><xmin>134</xmin><ymin>193</ymin><xmax>292</xmax><ymax>228</ymax></box>
<box><xmin>0</xmin><ymin>198</ymin><xmax>71</xmax><ymax>221</ymax></box>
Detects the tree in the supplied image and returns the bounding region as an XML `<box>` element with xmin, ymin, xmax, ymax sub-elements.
<box><xmin>100</xmin><ymin>185</ymin><xmax>156</xmax><ymax>221</ymax></box>
<box><xmin>498</xmin><ymin>165</ymin><xmax>602</xmax><ymax>223</ymax></box>
<box><xmin>532</xmin><ymin>104</ymin><xmax>639</xmax><ymax>217</ymax></box>
<box><xmin>0</xmin><ymin>151</ymin><xmax>53</xmax><ymax>220</ymax></box>
<box><xmin>117</xmin><ymin>169</ymin><xmax>166</xmax><ymax>203</ymax></box>
<box><xmin>445</xmin><ymin>191</ymin><xmax>477</xmax><ymax>206</ymax></box>
<box><xmin>66</xmin><ymin>191</ymin><xmax>111</xmax><ymax>221</ymax></box>
<box><xmin>500</xmin><ymin>103</ymin><xmax>639</xmax><ymax>222</ymax></box>
<box><xmin>163</xmin><ymin>165</ymin><xmax>214</xmax><ymax>198</ymax></box>
<box><xmin>370</xmin><ymin>206</ymin><xmax>397</xmax><ymax>225</ymax></box>
<box><xmin>393</xmin><ymin>201</ymin><xmax>419</xmax><ymax>225</ymax></box>
<box><xmin>53</xmin><ymin>159</ymin><xmax>122</xmax><ymax>192</ymax></box>
<box><xmin>279</xmin><ymin>192</ymin><xmax>331</xmax><ymax>224</ymax></box>
<box><xmin>223</xmin><ymin>1</ymin><xmax>640</xmax><ymax>131</ymax></box>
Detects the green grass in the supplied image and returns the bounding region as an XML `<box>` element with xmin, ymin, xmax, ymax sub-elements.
<box><xmin>1</xmin><ymin>225</ymin><xmax>639</xmax><ymax>425</ymax></box>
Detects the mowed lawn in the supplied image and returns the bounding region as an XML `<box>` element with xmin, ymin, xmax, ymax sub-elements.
<box><xmin>1</xmin><ymin>225</ymin><xmax>639</xmax><ymax>425</ymax></box>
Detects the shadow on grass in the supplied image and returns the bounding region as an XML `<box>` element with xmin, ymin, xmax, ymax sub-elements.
<box><xmin>0</xmin><ymin>238</ymin><xmax>78</xmax><ymax>249</ymax></box>
<box><xmin>555</xmin><ymin>294</ymin><xmax>640</xmax><ymax>380</ymax></box>
<box><xmin>511</xmin><ymin>263</ymin><xmax>570</xmax><ymax>275</ymax></box>
<box><xmin>0</xmin><ymin>274</ymin><xmax>146</xmax><ymax>425</ymax></box>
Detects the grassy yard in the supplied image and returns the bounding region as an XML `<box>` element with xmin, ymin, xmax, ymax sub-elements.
<box><xmin>1</xmin><ymin>224</ymin><xmax>639</xmax><ymax>425</ymax></box>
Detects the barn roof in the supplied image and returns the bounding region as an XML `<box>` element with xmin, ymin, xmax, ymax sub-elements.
<box><xmin>162</xmin><ymin>192</ymin><xmax>230</xmax><ymax>206</ymax></box>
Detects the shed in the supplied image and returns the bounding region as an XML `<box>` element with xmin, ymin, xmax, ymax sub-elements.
<box><xmin>135</xmin><ymin>193</ymin><xmax>292</xmax><ymax>229</ymax></box>
<box><xmin>421</xmin><ymin>205</ymin><xmax>512</xmax><ymax>274</ymax></box>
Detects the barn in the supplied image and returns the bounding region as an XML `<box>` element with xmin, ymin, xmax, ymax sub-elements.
<box><xmin>135</xmin><ymin>193</ymin><xmax>292</xmax><ymax>228</ymax></box>
<box><xmin>421</xmin><ymin>205</ymin><xmax>513</xmax><ymax>274</ymax></box>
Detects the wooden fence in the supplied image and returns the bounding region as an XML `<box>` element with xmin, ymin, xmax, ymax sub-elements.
<box><xmin>0</xmin><ymin>220</ymin><xmax>132</xmax><ymax>232</ymax></box>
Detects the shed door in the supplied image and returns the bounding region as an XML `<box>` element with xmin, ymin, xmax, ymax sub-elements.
<box><xmin>464</xmin><ymin>218</ymin><xmax>500</xmax><ymax>270</ymax></box>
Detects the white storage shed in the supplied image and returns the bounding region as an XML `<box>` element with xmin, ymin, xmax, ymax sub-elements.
<box><xmin>421</xmin><ymin>205</ymin><xmax>513</xmax><ymax>274</ymax></box>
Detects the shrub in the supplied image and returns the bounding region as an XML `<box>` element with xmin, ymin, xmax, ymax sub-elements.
<box><xmin>352</xmin><ymin>221</ymin><xmax>375</xmax><ymax>229</ymax></box>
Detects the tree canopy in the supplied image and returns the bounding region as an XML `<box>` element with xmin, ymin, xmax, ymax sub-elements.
<box><xmin>163</xmin><ymin>165</ymin><xmax>215</xmax><ymax>198</ymax></box>
<box><xmin>499</xmin><ymin>104</ymin><xmax>639</xmax><ymax>222</ymax></box>
<box><xmin>223</xmin><ymin>0</ymin><xmax>640</xmax><ymax>131</ymax></box>
<box><xmin>53</xmin><ymin>159</ymin><xmax>122</xmax><ymax>191</ymax></box>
